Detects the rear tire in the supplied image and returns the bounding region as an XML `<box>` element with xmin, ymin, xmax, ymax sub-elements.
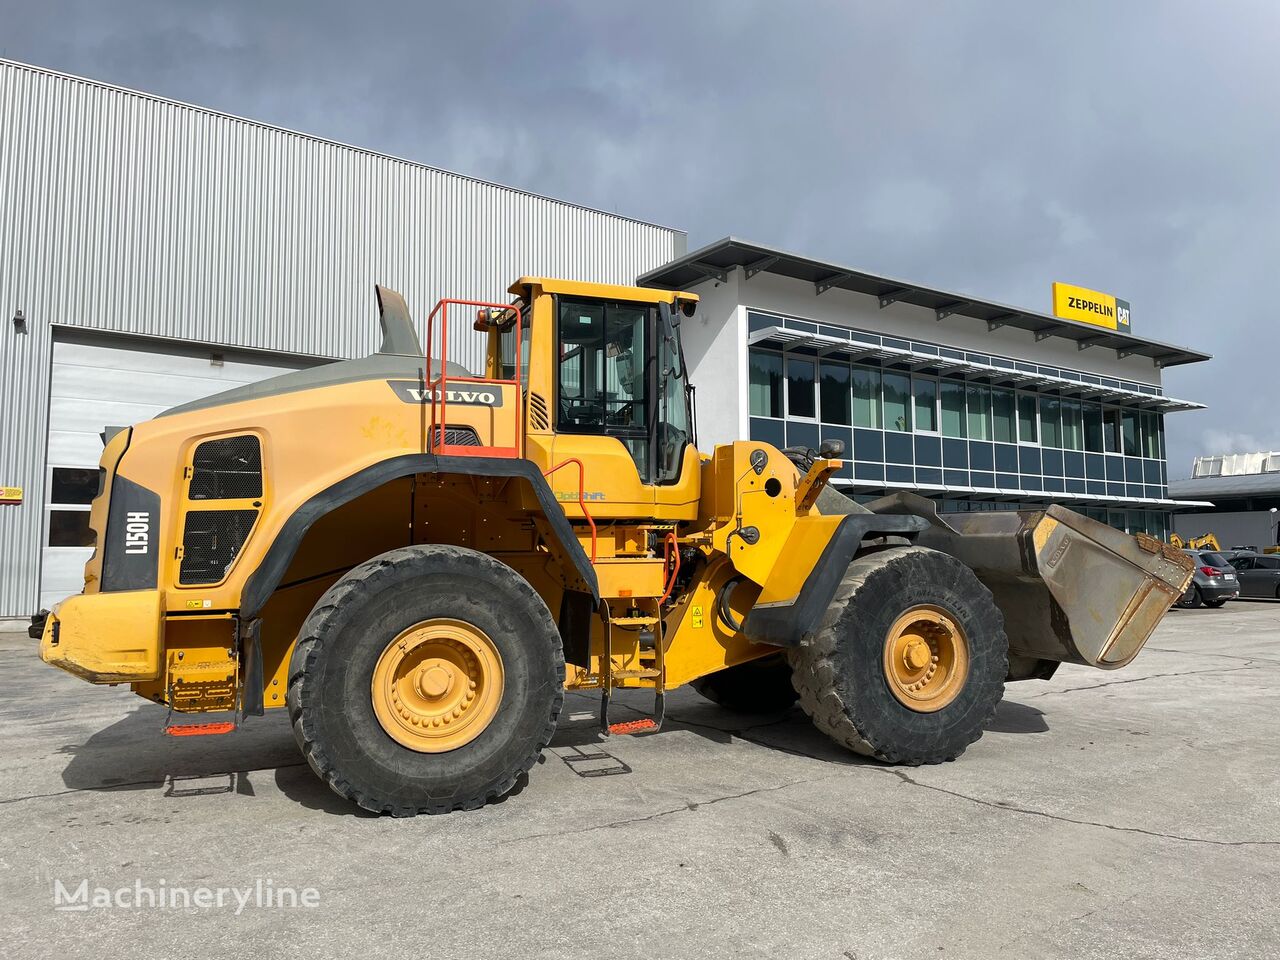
<box><xmin>788</xmin><ymin>545</ymin><xmax>1006</xmax><ymax>765</ymax></box>
<box><xmin>287</xmin><ymin>544</ymin><xmax>564</xmax><ymax>816</ymax></box>
<box><xmin>1177</xmin><ymin>585</ymin><xmax>1203</xmax><ymax>609</ymax></box>
<box><xmin>690</xmin><ymin>655</ymin><xmax>799</xmax><ymax>713</ymax></box>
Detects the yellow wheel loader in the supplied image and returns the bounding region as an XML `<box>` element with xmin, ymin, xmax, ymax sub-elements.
<box><xmin>38</xmin><ymin>279</ymin><xmax>1193</xmax><ymax>815</ymax></box>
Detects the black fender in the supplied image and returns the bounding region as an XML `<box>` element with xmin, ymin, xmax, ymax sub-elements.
<box><xmin>238</xmin><ymin>454</ymin><xmax>599</xmax><ymax>618</ymax></box>
<box><xmin>741</xmin><ymin>513</ymin><xmax>929</xmax><ymax>648</ymax></box>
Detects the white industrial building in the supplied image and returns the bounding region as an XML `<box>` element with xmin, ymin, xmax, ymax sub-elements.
<box><xmin>0</xmin><ymin>58</ymin><xmax>684</xmax><ymax>617</ymax></box>
<box><xmin>1170</xmin><ymin>452</ymin><xmax>1280</xmax><ymax>549</ymax></box>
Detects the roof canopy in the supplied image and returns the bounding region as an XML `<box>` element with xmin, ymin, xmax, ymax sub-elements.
<box><xmin>748</xmin><ymin>323</ymin><xmax>1202</xmax><ymax>412</ymax></box>
<box><xmin>640</xmin><ymin>238</ymin><xmax>1211</xmax><ymax>369</ymax></box>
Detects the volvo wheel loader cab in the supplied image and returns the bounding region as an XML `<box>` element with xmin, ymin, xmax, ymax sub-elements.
<box><xmin>39</xmin><ymin>278</ymin><xmax>1194</xmax><ymax>815</ymax></box>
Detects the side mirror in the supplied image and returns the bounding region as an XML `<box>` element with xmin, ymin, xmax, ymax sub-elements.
<box><xmin>818</xmin><ymin>438</ymin><xmax>846</xmax><ymax>459</ymax></box>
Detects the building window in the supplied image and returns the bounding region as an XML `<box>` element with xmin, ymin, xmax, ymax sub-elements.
<box><xmin>1121</xmin><ymin>409</ymin><xmax>1140</xmax><ymax>456</ymax></box>
<box><xmin>913</xmin><ymin>376</ymin><xmax>938</xmax><ymax>433</ymax></box>
<box><xmin>47</xmin><ymin>466</ymin><xmax>99</xmax><ymax>548</ymax></box>
<box><xmin>966</xmin><ymin>384</ymin><xmax>991</xmax><ymax>441</ymax></box>
<box><xmin>49</xmin><ymin>510</ymin><xmax>94</xmax><ymax>547</ymax></box>
<box><xmin>1061</xmin><ymin>399</ymin><xmax>1084</xmax><ymax>451</ymax></box>
<box><xmin>749</xmin><ymin>350</ymin><xmax>783</xmax><ymax>417</ymax></box>
<box><xmin>1040</xmin><ymin>396</ymin><xmax>1062</xmax><ymax>448</ymax></box>
<box><xmin>786</xmin><ymin>357</ymin><xmax>816</xmax><ymax>419</ymax></box>
<box><xmin>1084</xmin><ymin>403</ymin><xmax>1104</xmax><ymax>453</ymax></box>
<box><xmin>883</xmin><ymin>371</ymin><xmax>912</xmax><ymax>432</ymax></box>
<box><xmin>940</xmin><ymin>380</ymin><xmax>966</xmax><ymax>438</ymax></box>
<box><xmin>1104</xmin><ymin>407</ymin><xmax>1122</xmax><ymax>454</ymax></box>
<box><xmin>820</xmin><ymin>360</ymin><xmax>851</xmax><ymax>425</ymax></box>
<box><xmin>1142</xmin><ymin>411</ymin><xmax>1162</xmax><ymax>459</ymax></box>
<box><xmin>1016</xmin><ymin>392</ymin><xmax>1038</xmax><ymax>444</ymax></box>
<box><xmin>852</xmin><ymin>366</ymin><xmax>881</xmax><ymax>428</ymax></box>
<box><xmin>992</xmin><ymin>388</ymin><xmax>1015</xmax><ymax>444</ymax></box>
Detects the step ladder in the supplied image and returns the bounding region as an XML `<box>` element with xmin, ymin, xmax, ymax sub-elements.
<box><xmin>599</xmin><ymin>601</ymin><xmax>665</xmax><ymax>736</ymax></box>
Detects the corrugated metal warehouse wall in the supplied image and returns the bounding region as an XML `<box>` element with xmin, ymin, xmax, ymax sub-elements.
<box><xmin>0</xmin><ymin>58</ymin><xmax>686</xmax><ymax>617</ymax></box>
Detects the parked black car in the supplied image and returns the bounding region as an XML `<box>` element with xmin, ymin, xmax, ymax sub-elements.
<box><xmin>1228</xmin><ymin>552</ymin><xmax>1280</xmax><ymax>599</ymax></box>
<box><xmin>1176</xmin><ymin>550</ymin><xmax>1240</xmax><ymax>608</ymax></box>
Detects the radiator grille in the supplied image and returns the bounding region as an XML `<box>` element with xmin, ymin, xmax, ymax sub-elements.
<box><xmin>432</xmin><ymin>426</ymin><xmax>481</xmax><ymax>447</ymax></box>
<box><xmin>529</xmin><ymin>392</ymin><xmax>550</xmax><ymax>431</ymax></box>
<box><xmin>179</xmin><ymin>509</ymin><xmax>258</xmax><ymax>585</ymax></box>
<box><xmin>189</xmin><ymin>435</ymin><xmax>262</xmax><ymax>500</ymax></box>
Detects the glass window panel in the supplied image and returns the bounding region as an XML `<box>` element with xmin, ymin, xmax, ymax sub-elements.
<box><xmin>913</xmin><ymin>377</ymin><xmax>937</xmax><ymax>433</ymax></box>
<box><xmin>940</xmin><ymin>380</ymin><xmax>966</xmax><ymax>438</ymax></box>
<box><xmin>883</xmin><ymin>372</ymin><xmax>911</xmax><ymax>432</ymax></box>
<box><xmin>48</xmin><ymin>509</ymin><xmax>93</xmax><ymax>547</ymax></box>
<box><xmin>1040</xmin><ymin>397</ymin><xmax>1062</xmax><ymax>448</ymax></box>
<box><xmin>786</xmin><ymin>357</ymin><xmax>816</xmax><ymax>419</ymax></box>
<box><xmin>1143</xmin><ymin>412</ymin><xmax>1161</xmax><ymax>459</ymax></box>
<box><xmin>852</xmin><ymin>366</ymin><xmax>882</xmax><ymax>428</ymax></box>
<box><xmin>1104</xmin><ymin>408</ymin><xmax>1121</xmax><ymax>453</ymax></box>
<box><xmin>1062</xmin><ymin>399</ymin><xmax>1084</xmax><ymax>451</ymax></box>
<box><xmin>819</xmin><ymin>360</ymin><xmax>851</xmax><ymax>425</ymax></box>
<box><xmin>966</xmin><ymin>384</ymin><xmax>991</xmax><ymax>440</ymax></box>
<box><xmin>1017</xmin><ymin>392</ymin><xmax>1037</xmax><ymax>444</ymax></box>
<box><xmin>1121</xmin><ymin>409</ymin><xmax>1139</xmax><ymax>456</ymax></box>
<box><xmin>51</xmin><ymin>467</ymin><xmax>99</xmax><ymax>505</ymax></box>
<box><xmin>991</xmin><ymin>389</ymin><xmax>1015</xmax><ymax>444</ymax></box>
<box><xmin>749</xmin><ymin>351</ymin><xmax>783</xmax><ymax>418</ymax></box>
<box><xmin>1084</xmin><ymin>403</ymin><xmax>1104</xmax><ymax>453</ymax></box>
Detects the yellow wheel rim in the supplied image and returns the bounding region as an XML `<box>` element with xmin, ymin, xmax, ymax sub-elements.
<box><xmin>371</xmin><ymin>618</ymin><xmax>504</xmax><ymax>753</ymax></box>
<box><xmin>882</xmin><ymin>604</ymin><xmax>969</xmax><ymax>713</ymax></box>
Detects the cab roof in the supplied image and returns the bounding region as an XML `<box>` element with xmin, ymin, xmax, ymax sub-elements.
<box><xmin>510</xmin><ymin>276</ymin><xmax>699</xmax><ymax>304</ymax></box>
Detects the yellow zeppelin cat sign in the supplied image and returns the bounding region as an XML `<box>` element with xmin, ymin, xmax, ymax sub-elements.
<box><xmin>1052</xmin><ymin>282</ymin><xmax>1131</xmax><ymax>332</ymax></box>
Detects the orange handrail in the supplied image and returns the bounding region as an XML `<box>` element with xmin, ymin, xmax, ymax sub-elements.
<box><xmin>543</xmin><ymin>458</ymin><xmax>597</xmax><ymax>562</ymax></box>
<box><xmin>424</xmin><ymin>297</ymin><xmax>523</xmax><ymax>457</ymax></box>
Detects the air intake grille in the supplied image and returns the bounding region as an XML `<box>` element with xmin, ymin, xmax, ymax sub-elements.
<box><xmin>432</xmin><ymin>426</ymin><xmax>481</xmax><ymax>447</ymax></box>
<box><xmin>190</xmin><ymin>436</ymin><xmax>262</xmax><ymax>500</ymax></box>
<box><xmin>179</xmin><ymin>509</ymin><xmax>258</xmax><ymax>585</ymax></box>
<box><xmin>529</xmin><ymin>392</ymin><xmax>550</xmax><ymax>431</ymax></box>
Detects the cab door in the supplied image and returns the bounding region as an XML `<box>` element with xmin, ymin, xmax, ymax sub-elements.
<box><xmin>551</xmin><ymin>297</ymin><xmax>656</xmax><ymax>518</ymax></box>
<box><xmin>549</xmin><ymin>296</ymin><xmax>698</xmax><ymax>521</ymax></box>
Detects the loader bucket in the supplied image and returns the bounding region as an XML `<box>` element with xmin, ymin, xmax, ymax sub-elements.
<box><xmin>863</xmin><ymin>493</ymin><xmax>1194</xmax><ymax>671</ymax></box>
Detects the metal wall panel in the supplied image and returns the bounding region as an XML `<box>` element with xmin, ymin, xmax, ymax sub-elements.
<box><xmin>0</xmin><ymin>58</ymin><xmax>685</xmax><ymax>616</ymax></box>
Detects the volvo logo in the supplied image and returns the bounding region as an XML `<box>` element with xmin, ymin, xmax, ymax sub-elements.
<box><xmin>386</xmin><ymin>380</ymin><xmax>504</xmax><ymax>407</ymax></box>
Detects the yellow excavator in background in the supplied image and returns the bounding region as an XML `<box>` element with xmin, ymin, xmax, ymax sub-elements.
<box><xmin>1170</xmin><ymin>532</ymin><xmax>1222</xmax><ymax>552</ymax></box>
<box><xmin>38</xmin><ymin>278</ymin><xmax>1193</xmax><ymax>815</ymax></box>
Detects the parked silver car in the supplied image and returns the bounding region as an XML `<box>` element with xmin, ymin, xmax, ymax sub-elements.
<box><xmin>1228</xmin><ymin>552</ymin><xmax>1280</xmax><ymax>599</ymax></box>
<box><xmin>1175</xmin><ymin>550</ymin><xmax>1239</xmax><ymax>608</ymax></box>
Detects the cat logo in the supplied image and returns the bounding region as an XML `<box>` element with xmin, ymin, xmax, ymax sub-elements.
<box><xmin>1052</xmin><ymin>283</ymin><xmax>1131</xmax><ymax>332</ymax></box>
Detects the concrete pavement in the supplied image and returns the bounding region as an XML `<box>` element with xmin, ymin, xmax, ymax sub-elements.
<box><xmin>2</xmin><ymin>602</ymin><xmax>1278</xmax><ymax>959</ymax></box>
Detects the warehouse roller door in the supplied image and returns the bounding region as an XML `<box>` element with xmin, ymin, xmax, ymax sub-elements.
<box><xmin>41</xmin><ymin>333</ymin><xmax>309</xmax><ymax>610</ymax></box>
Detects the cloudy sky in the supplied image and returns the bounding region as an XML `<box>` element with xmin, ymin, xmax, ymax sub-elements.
<box><xmin>3</xmin><ymin>0</ymin><xmax>1274</xmax><ymax>475</ymax></box>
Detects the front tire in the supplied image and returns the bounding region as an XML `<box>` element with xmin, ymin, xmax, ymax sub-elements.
<box><xmin>788</xmin><ymin>546</ymin><xmax>1007</xmax><ymax>765</ymax></box>
<box><xmin>1203</xmin><ymin>597</ymin><xmax>1227</xmax><ymax>609</ymax></box>
<box><xmin>287</xmin><ymin>544</ymin><xmax>564</xmax><ymax>816</ymax></box>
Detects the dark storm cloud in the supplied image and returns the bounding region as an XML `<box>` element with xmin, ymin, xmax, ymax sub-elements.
<box><xmin>3</xmin><ymin>0</ymin><xmax>1275</xmax><ymax>472</ymax></box>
